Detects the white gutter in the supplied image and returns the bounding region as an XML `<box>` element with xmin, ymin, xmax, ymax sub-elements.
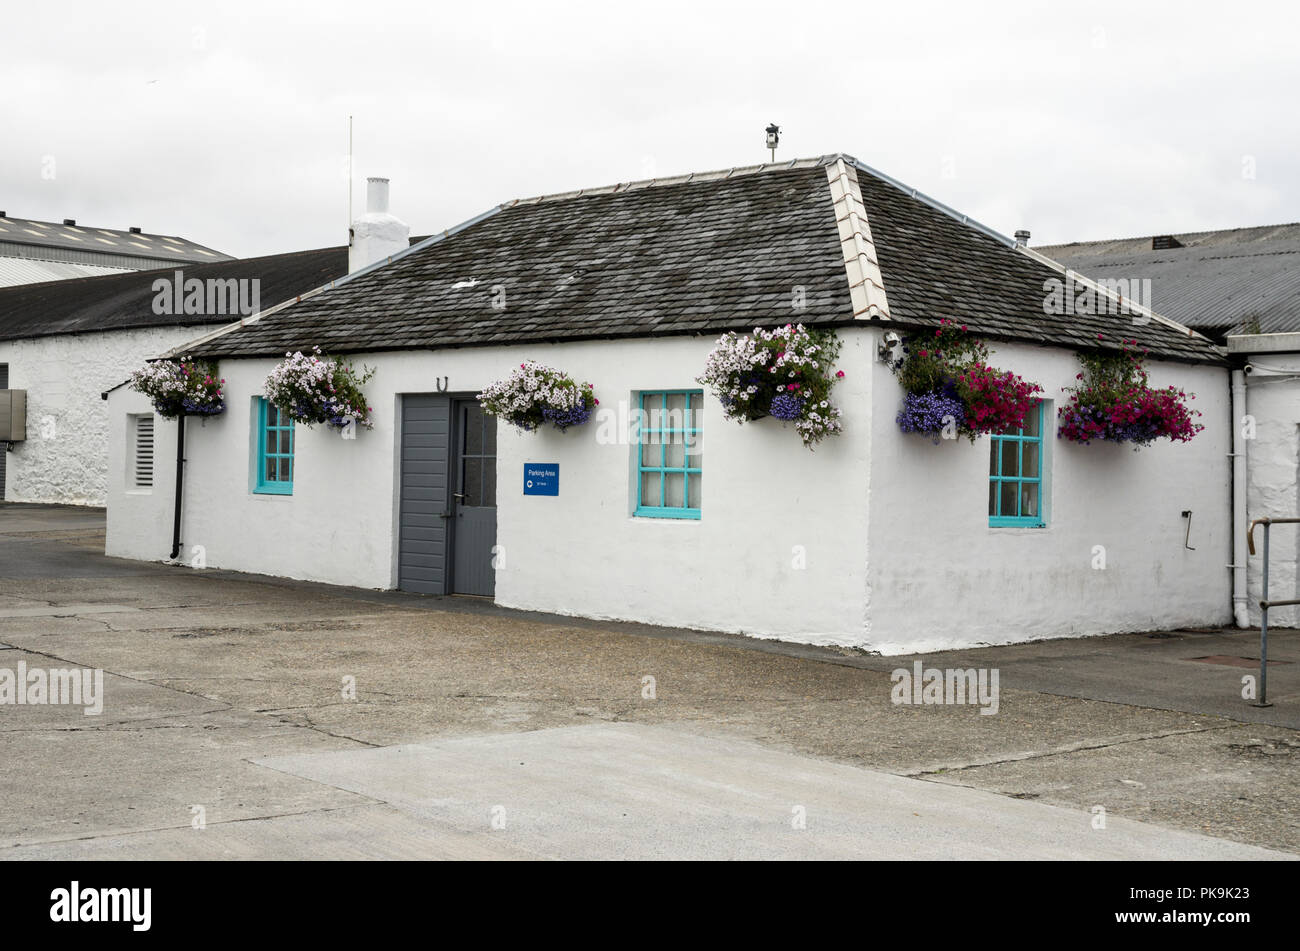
<box><xmin>1231</xmin><ymin>368</ymin><xmax>1250</xmax><ymax>628</ymax></box>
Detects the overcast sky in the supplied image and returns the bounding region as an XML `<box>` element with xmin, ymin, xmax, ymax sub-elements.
<box><xmin>6</xmin><ymin>1</ymin><xmax>1298</xmax><ymax>259</ymax></box>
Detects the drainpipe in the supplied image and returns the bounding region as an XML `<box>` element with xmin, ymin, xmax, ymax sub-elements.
<box><xmin>170</xmin><ymin>413</ymin><xmax>186</xmax><ymax>560</ymax></box>
<box><xmin>1231</xmin><ymin>370</ymin><xmax>1250</xmax><ymax>628</ymax></box>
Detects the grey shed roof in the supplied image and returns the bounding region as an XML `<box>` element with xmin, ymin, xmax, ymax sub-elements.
<box><xmin>192</xmin><ymin>154</ymin><xmax>1223</xmax><ymax>366</ymax></box>
<box><xmin>0</xmin><ymin>215</ymin><xmax>231</xmax><ymax>263</ymax></box>
<box><xmin>1038</xmin><ymin>223</ymin><xmax>1300</xmax><ymax>339</ymax></box>
<box><xmin>0</xmin><ymin>246</ymin><xmax>348</xmax><ymax>343</ymax></box>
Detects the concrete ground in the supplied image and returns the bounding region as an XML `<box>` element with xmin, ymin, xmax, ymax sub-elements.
<box><xmin>1</xmin><ymin>503</ymin><xmax>1296</xmax><ymax>860</ymax></box>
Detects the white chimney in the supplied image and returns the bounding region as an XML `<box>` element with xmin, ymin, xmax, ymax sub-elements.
<box><xmin>349</xmin><ymin>176</ymin><xmax>410</xmax><ymax>273</ymax></box>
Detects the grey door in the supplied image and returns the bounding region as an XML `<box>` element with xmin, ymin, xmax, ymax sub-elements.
<box><xmin>451</xmin><ymin>399</ymin><xmax>497</xmax><ymax>597</ymax></box>
<box><xmin>398</xmin><ymin>394</ymin><xmax>452</xmax><ymax>594</ymax></box>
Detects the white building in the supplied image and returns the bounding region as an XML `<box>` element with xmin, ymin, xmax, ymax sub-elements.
<box><xmin>0</xmin><ymin>245</ymin><xmax>350</xmax><ymax>504</ymax></box>
<box><xmin>103</xmin><ymin>155</ymin><xmax>1237</xmax><ymax>653</ymax></box>
<box><xmin>1227</xmin><ymin>333</ymin><xmax>1300</xmax><ymax>628</ymax></box>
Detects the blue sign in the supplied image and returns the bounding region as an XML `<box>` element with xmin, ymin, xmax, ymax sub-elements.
<box><xmin>523</xmin><ymin>463</ymin><xmax>559</xmax><ymax>496</ymax></box>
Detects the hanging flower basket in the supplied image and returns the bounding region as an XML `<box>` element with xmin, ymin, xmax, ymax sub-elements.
<box><xmin>896</xmin><ymin>384</ymin><xmax>967</xmax><ymax>442</ymax></box>
<box><xmin>1058</xmin><ymin>336</ymin><xmax>1202</xmax><ymax>447</ymax></box>
<box><xmin>129</xmin><ymin>356</ymin><xmax>225</xmax><ymax>419</ymax></box>
<box><xmin>264</xmin><ymin>348</ymin><xmax>375</xmax><ymax>430</ymax></box>
<box><xmin>696</xmin><ymin>324</ymin><xmax>844</xmax><ymax>449</ymax></box>
<box><xmin>890</xmin><ymin>320</ymin><xmax>1042</xmax><ymax>441</ymax></box>
<box><xmin>477</xmin><ymin>361</ymin><xmax>597</xmax><ymax>433</ymax></box>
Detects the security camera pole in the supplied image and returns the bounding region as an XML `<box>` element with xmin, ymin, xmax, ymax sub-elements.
<box><xmin>765</xmin><ymin>123</ymin><xmax>780</xmax><ymax>162</ymax></box>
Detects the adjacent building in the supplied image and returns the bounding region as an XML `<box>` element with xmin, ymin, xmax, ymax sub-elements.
<box><xmin>0</xmin><ymin>247</ymin><xmax>348</xmax><ymax>504</ymax></box>
<box><xmin>0</xmin><ymin>214</ymin><xmax>232</xmax><ymax>288</ymax></box>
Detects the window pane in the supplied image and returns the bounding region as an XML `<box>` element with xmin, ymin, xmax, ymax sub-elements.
<box><xmin>683</xmin><ymin>400</ymin><xmax>699</xmax><ymax>432</ymax></box>
<box><xmin>1000</xmin><ymin>440</ymin><xmax>1019</xmax><ymax>478</ymax></box>
<box><xmin>265</xmin><ymin>455</ymin><xmax>276</xmax><ymax>483</ymax></box>
<box><xmin>483</xmin><ymin>459</ymin><xmax>497</xmax><ymax>507</ymax></box>
<box><xmin>464</xmin><ymin>407</ymin><xmax>484</xmax><ymax>455</ymax></box>
<box><xmin>1023</xmin><ymin>405</ymin><xmax>1041</xmax><ymax>437</ymax></box>
<box><xmin>690</xmin><ymin>473</ymin><xmax>701</xmax><ymax>509</ymax></box>
<box><xmin>283</xmin><ymin>457</ymin><xmax>293</xmax><ymax>483</ymax></box>
<box><xmin>685</xmin><ymin>430</ymin><xmax>703</xmax><ymax>468</ymax></box>
<box><xmin>278</xmin><ymin>429</ymin><xmax>292</xmax><ymax>454</ymax></box>
<box><xmin>1021</xmin><ymin>482</ymin><xmax>1039</xmax><ymax>518</ymax></box>
<box><xmin>664</xmin><ymin>472</ymin><xmax>685</xmax><ymax>508</ymax></box>
<box><xmin>665</xmin><ymin>393</ymin><xmax>688</xmax><ymax>430</ymax></box>
<box><xmin>640</xmin><ymin>471</ymin><xmax>661</xmax><ymax>508</ymax></box>
<box><xmin>646</xmin><ymin>399</ymin><xmax>665</xmax><ymax>430</ymax></box>
<box><xmin>665</xmin><ymin>436</ymin><xmax>685</xmax><ymax>469</ymax></box>
<box><xmin>484</xmin><ymin>416</ymin><xmax>497</xmax><ymax>456</ymax></box>
<box><xmin>641</xmin><ymin>436</ymin><xmax>662</xmax><ymax>467</ymax></box>
<box><xmin>989</xmin><ymin>440</ymin><xmax>998</xmax><ymax>475</ymax></box>
<box><xmin>266</xmin><ymin>402</ymin><xmax>279</xmax><ymax>426</ymax></box>
<box><xmin>1000</xmin><ymin>481</ymin><xmax>1018</xmax><ymax>518</ymax></box>
<box><xmin>464</xmin><ymin>458</ymin><xmax>483</xmax><ymax>506</ymax></box>
<box><xmin>1022</xmin><ymin>442</ymin><xmax>1040</xmax><ymax>479</ymax></box>
<box><xmin>989</xmin><ymin>481</ymin><xmax>998</xmax><ymax>517</ymax></box>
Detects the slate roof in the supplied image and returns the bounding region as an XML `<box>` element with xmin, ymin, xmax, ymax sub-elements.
<box><xmin>0</xmin><ymin>246</ymin><xmax>348</xmax><ymax>343</ymax></box>
<box><xmin>1038</xmin><ymin>224</ymin><xmax>1300</xmax><ymax>340</ymax></box>
<box><xmin>191</xmin><ymin>155</ymin><xmax>1224</xmax><ymax>366</ymax></box>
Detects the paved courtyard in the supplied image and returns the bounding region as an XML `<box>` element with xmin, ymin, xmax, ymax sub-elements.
<box><xmin>1</xmin><ymin>504</ymin><xmax>1296</xmax><ymax>859</ymax></box>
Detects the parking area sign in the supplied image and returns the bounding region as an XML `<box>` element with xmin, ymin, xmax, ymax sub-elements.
<box><xmin>523</xmin><ymin>463</ymin><xmax>559</xmax><ymax>496</ymax></box>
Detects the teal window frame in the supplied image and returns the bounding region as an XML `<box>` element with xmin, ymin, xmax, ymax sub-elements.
<box><xmin>635</xmin><ymin>389</ymin><xmax>702</xmax><ymax>520</ymax></box>
<box><xmin>254</xmin><ymin>398</ymin><xmax>294</xmax><ymax>495</ymax></box>
<box><xmin>988</xmin><ymin>401</ymin><xmax>1045</xmax><ymax>528</ymax></box>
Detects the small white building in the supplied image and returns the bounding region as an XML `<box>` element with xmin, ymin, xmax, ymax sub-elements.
<box><xmin>104</xmin><ymin>155</ymin><xmax>1237</xmax><ymax>653</ymax></box>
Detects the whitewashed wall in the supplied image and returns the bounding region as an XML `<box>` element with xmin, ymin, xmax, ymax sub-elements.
<box><xmin>104</xmin><ymin>328</ymin><xmax>1236</xmax><ymax>651</ymax></box>
<box><xmin>1</xmin><ymin>326</ymin><xmax>214</xmax><ymax>505</ymax></box>
<box><xmin>106</xmin><ymin>333</ymin><xmax>878</xmax><ymax>646</ymax></box>
<box><xmin>864</xmin><ymin>333</ymin><xmax>1233</xmax><ymax>653</ymax></box>
<box><xmin>1244</xmin><ymin>353</ymin><xmax>1300</xmax><ymax>627</ymax></box>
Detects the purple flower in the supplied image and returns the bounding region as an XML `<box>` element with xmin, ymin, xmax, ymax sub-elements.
<box><xmin>897</xmin><ymin>389</ymin><xmax>966</xmax><ymax>442</ymax></box>
<box><xmin>770</xmin><ymin>393</ymin><xmax>804</xmax><ymax>420</ymax></box>
<box><xmin>541</xmin><ymin>400</ymin><xmax>593</xmax><ymax>431</ymax></box>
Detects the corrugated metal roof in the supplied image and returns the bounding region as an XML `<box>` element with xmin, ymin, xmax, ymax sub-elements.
<box><xmin>0</xmin><ymin>214</ymin><xmax>232</xmax><ymax>265</ymax></box>
<box><xmin>0</xmin><ymin>257</ymin><xmax>132</xmax><ymax>287</ymax></box>
<box><xmin>1037</xmin><ymin>223</ymin><xmax>1300</xmax><ymax>338</ymax></box>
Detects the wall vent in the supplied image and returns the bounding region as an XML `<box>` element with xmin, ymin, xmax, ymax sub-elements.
<box><xmin>132</xmin><ymin>414</ymin><xmax>155</xmax><ymax>488</ymax></box>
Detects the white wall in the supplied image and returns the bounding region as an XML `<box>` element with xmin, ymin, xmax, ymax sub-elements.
<box><xmin>106</xmin><ymin>333</ymin><xmax>877</xmax><ymax>646</ymax></box>
<box><xmin>1244</xmin><ymin>354</ymin><xmax>1300</xmax><ymax>627</ymax></box>
<box><xmin>103</xmin><ymin>328</ymin><xmax>1238</xmax><ymax>652</ymax></box>
<box><xmin>864</xmin><ymin>333</ymin><xmax>1233</xmax><ymax>653</ymax></box>
<box><xmin>1</xmin><ymin>325</ymin><xmax>214</xmax><ymax>505</ymax></box>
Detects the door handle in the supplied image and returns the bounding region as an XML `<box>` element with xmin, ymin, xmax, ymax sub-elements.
<box><xmin>453</xmin><ymin>493</ymin><xmax>467</xmax><ymax>502</ymax></box>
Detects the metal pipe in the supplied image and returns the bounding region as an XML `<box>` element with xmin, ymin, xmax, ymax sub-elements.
<box><xmin>169</xmin><ymin>413</ymin><xmax>186</xmax><ymax>560</ymax></box>
<box><xmin>1230</xmin><ymin>370</ymin><xmax>1249</xmax><ymax>627</ymax></box>
<box><xmin>1246</xmin><ymin>516</ymin><xmax>1300</xmax><ymax>707</ymax></box>
<box><xmin>1260</xmin><ymin>522</ymin><xmax>1269</xmax><ymax>706</ymax></box>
